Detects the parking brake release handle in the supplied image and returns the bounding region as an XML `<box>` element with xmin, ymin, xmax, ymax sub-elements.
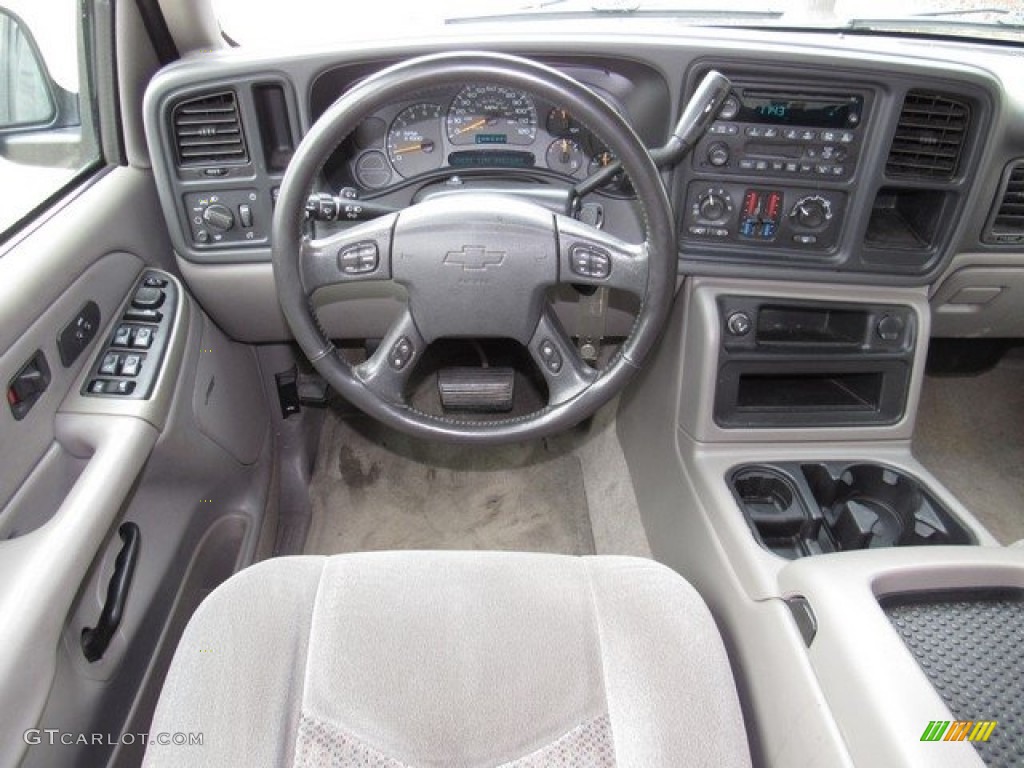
<box><xmin>81</xmin><ymin>522</ymin><xmax>140</xmax><ymax>663</ymax></box>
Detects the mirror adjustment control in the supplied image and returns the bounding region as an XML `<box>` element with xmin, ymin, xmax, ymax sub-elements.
<box><xmin>132</xmin><ymin>287</ymin><xmax>165</xmax><ymax>309</ymax></box>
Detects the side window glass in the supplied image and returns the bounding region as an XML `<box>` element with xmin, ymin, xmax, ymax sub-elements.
<box><xmin>0</xmin><ymin>1</ymin><xmax>102</xmax><ymax>238</ymax></box>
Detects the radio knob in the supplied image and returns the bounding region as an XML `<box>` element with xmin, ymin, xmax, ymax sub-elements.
<box><xmin>202</xmin><ymin>203</ymin><xmax>235</xmax><ymax>232</ymax></box>
<box><xmin>698</xmin><ymin>191</ymin><xmax>730</xmax><ymax>222</ymax></box>
<box><xmin>790</xmin><ymin>196</ymin><xmax>832</xmax><ymax>230</ymax></box>
<box><xmin>707</xmin><ymin>142</ymin><xmax>730</xmax><ymax>168</ymax></box>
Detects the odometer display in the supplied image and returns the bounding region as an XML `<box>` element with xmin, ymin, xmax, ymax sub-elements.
<box><xmin>446</xmin><ymin>85</ymin><xmax>537</xmax><ymax>146</ymax></box>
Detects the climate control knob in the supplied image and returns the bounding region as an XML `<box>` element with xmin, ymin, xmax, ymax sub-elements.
<box><xmin>790</xmin><ymin>195</ymin><xmax>832</xmax><ymax>230</ymax></box>
<box><xmin>202</xmin><ymin>203</ymin><xmax>235</xmax><ymax>232</ymax></box>
<box><xmin>698</xmin><ymin>192</ymin><xmax>730</xmax><ymax>222</ymax></box>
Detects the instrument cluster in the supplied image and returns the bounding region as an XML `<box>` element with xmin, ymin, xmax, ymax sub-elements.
<box><xmin>330</xmin><ymin>83</ymin><xmax>622</xmax><ymax>192</ymax></box>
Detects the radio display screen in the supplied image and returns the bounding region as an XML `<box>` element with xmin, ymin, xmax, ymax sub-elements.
<box><xmin>737</xmin><ymin>92</ymin><xmax>862</xmax><ymax>128</ymax></box>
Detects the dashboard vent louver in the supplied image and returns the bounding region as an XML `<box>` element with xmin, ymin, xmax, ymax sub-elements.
<box><xmin>172</xmin><ymin>91</ymin><xmax>248</xmax><ymax>167</ymax></box>
<box><xmin>886</xmin><ymin>91</ymin><xmax>969</xmax><ymax>180</ymax></box>
<box><xmin>986</xmin><ymin>162</ymin><xmax>1024</xmax><ymax>244</ymax></box>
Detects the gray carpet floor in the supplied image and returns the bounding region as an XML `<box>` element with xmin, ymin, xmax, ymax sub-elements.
<box><xmin>305</xmin><ymin>401</ymin><xmax>652</xmax><ymax>557</ymax></box>
<box><xmin>913</xmin><ymin>351</ymin><xmax>1024</xmax><ymax>545</ymax></box>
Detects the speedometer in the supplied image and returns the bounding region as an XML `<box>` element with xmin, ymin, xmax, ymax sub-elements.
<box><xmin>446</xmin><ymin>85</ymin><xmax>538</xmax><ymax>146</ymax></box>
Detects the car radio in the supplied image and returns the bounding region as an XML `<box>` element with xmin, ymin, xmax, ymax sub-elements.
<box><xmin>681</xmin><ymin>83</ymin><xmax>872</xmax><ymax>254</ymax></box>
<box><xmin>691</xmin><ymin>87</ymin><xmax>867</xmax><ymax>181</ymax></box>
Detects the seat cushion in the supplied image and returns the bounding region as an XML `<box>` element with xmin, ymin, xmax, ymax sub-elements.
<box><xmin>144</xmin><ymin>552</ymin><xmax>750</xmax><ymax>768</ymax></box>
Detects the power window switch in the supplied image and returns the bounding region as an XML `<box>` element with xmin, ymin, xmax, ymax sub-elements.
<box><xmin>99</xmin><ymin>353</ymin><xmax>120</xmax><ymax>375</ymax></box>
<box><xmin>88</xmin><ymin>379</ymin><xmax>108</xmax><ymax>394</ymax></box>
<box><xmin>113</xmin><ymin>326</ymin><xmax>133</xmax><ymax>347</ymax></box>
<box><xmin>121</xmin><ymin>355</ymin><xmax>142</xmax><ymax>377</ymax></box>
<box><xmin>132</xmin><ymin>327</ymin><xmax>153</xmax><ymax>349</ymax></box>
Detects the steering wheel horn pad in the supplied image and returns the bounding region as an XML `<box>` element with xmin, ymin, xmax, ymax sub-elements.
<box><xmin>392</xmin><ymin>194</ymin><xmax>556</xmax><ymax>345</ymax></box>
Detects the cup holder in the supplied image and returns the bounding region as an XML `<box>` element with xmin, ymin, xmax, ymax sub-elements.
<box><xmin>729</xmin><ymin>462</ymin><xmax>975</xmax><ymax>559</ymax></box>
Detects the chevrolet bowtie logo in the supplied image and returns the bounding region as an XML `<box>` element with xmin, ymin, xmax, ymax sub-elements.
<box><xmin>443</xmin><ymin>245</ymin><xmax>506</xmax><ymax>271</ymax></box>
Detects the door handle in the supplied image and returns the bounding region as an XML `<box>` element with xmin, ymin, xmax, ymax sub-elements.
<box><xmin>81</xmin><ymin>522</ymin><xmax>140</xmax><ymax>663</ymax></box>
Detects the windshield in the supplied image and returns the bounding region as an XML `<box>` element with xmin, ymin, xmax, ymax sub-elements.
<box><xmin>215</xmin><ymin>0</ymin><xmax>1024</xmax><ymax>46</ymax></box>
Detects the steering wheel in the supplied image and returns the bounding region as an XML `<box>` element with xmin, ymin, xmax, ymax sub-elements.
<box><xmin>272</xmin><ymin>51</ymin><xmax>675</xmax><ymax>444</ymax></box>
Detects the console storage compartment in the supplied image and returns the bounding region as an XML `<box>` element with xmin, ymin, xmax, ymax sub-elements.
<box><xmin>715</xmin><ymin>297</ymin><xmax>916</xmax><ymax>428</ymax></box>
<box><xmin>730</xmin><ymin>462</ymin><xmax>975</xmax><ymax>558</ymax></box>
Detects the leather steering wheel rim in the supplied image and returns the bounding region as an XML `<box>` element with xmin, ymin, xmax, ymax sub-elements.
<box><xmin>272</xmin><ymin>51</ymin><xmax>676</xmax><ymax>444</ymax></box>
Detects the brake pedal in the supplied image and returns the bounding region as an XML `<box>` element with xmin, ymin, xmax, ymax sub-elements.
<box><xmin>438</xmin><ymin>367</ymin><xmax>515</xmax><ymax>413</ymax></box>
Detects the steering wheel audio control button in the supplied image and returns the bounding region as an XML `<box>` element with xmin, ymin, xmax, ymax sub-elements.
<box><xmin>569</xmin><ymin>244</ymin><xmax>611</xmax><ymax>279</ymax></box>
<box><xmin>538</xmin><ymin>339</ymin><xmax>563</xmax><ymax>374</ymax></box>
<box><xmin>389</xmin><ymin>336</ymin><xmax>414</xmax><ymax>370</ymax></box>
<box><xmin>339</xmin><ymin>242</ymin><xmax>380</xmax><ymax>275</ymax></box>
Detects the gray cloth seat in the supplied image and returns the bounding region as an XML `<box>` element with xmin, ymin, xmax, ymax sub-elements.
<box><xmin>144</xmin><ymin>552</ymin><xmax>751</xmax><ymax>767</ymax></box>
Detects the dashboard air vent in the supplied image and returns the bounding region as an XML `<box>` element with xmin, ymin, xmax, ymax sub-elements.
<box><xmin>172</xmin><ymin>91</ymin><xmax>248</xmax><ymax>167</ymax></box>
<box><xmin>986</xmin><ymin>161</ymin><xmax>1024</xmax><ymax>244</ymax></box>
<box><xmin>886</xmin><ymin>91</ymin><xmax>969</xmax><ymax>180</ymax></box>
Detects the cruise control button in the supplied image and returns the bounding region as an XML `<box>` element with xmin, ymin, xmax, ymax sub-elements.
<box><xmin>121</xmin><ymin>355</ymin><xmax>142</xmax><ymax>377</ymax></box>
<box><xmin>538</xmin><ymin>338</ymin><xmax>563</xmax><ymax>374</ymax></box>
<box><xmin>388</xmin><ymin>336</ymin><xmax>414</xmax><ymax>370</ymax></box>
<box><xmin>569</xmin><ymin>245</ymin><xmax>611</xmax><ymax>280</ymax></box>
<box><xmin>99</xmin><ymin>353</ymin><xmax>120</xmax><ymax>375</ymax></box>
<box><xmin>339</xmin><ymin>242</ymin><xmax>379</xmax><ymax>275</ymax></box>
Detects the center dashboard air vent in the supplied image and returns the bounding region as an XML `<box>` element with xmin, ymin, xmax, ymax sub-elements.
<box><xmin>985</xmin><ymin>161</ymin><xmax>1024</xmax><ymax>245</ymax></box>
<box><xmin>886</xmin><ymin>91</ymin><xmax>970</xmax><ymax>181</ymax></box>
<box><xmin>171</xmin><ymin>91</ymin><xmax>248</xmax><ymax>168</ymax></box>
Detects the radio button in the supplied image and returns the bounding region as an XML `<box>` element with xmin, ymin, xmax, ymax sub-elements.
<box><xmin>739</xmin><ymin>159</ymin><xmax>756</xmax><ymax>171</ymax></box>
<box><xmin>770</xmin><ymin>160</ymin><xmax>785</xmax><ymax>171</ymax></box>
<box><xmin>839</xmin><ymin>131</ymin><xmax>855</xmax><ymax>143</ymax></box>
<box><xmin>688</xmin><ymin>226</ymin><xmax>709</xmax><ymax>236</ymax></box>
<box><xmin>745</xmin><ymin>126</ymin><xmax>763</xmax><ymax>138</ymax></box>
<box><xmin>821</xmin><ymin>130</ymin><xmax>838</xmax><ymax>142</ymax></box>
<box><xmin>831</xmin><ymin>166</ymin><xmax>846</xmax><ymax>176</ymax></box>
<box><xmin>800</xmin><ymin>130</ymin><xmax>817</xmax><ymax>141</ymax></box>
<box><xmin>710</xmin><ymin>122</ymin><xmax>738</xmax><ymax>135</ymax></box>
<box><xmin>707</xmin><ymin>143</ymin><xmax>730</xmax><ymax>167</ymax></box>
<box><xmin>793</xmin><ymin>234</ymin><xmax>818</xmax><ymax>245</ymax></box>
<box><xmin>719</xmin><ymin>96</ymin><xmax>740</xmax><ymax>120</ymax></box>
<box><xmin>785</xmin><ymin>162</ymin><xmax>799</xmax><ymax>173</ymax></box>
<box><xmin>783</xmin><ymin>128</ymin><xmax>799</xmax><ymax>140</ymax></box>
<box><xmin>755</xmin><ymin>160</ymin><xmax>769</xmax><ymax>171</ymax></box>
<box><xmin>763</xmin><ymin>127</ymin><xmax>779</xmax><ymax>139</ymax></box>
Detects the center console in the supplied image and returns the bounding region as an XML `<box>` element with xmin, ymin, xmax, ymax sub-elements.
<box><xmin>681</xmin><ymin>79</ymin><xmax>871</xmax><ymax>257</ymax></box>
<box><xmin>619</xmin><ymin>275</ymin><xmax>1015</xmax><ymax>768</ymax></box>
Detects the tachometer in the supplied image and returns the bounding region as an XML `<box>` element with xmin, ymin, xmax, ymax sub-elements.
<box><xmin>447</xmin><ymin>85</ymin><xmax>537</xmax><ymax>146</ymax></box>
<box><xmin>386</xmin><ymin>103</ymin><xmax>444</xmax><ymax>178</ymax></box>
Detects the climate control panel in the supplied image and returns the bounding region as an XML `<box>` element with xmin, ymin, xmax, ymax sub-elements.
<box><xmin>681</xmin><ymin>182</ymin><xmax>845</xmax><ymax>252</ymax></box>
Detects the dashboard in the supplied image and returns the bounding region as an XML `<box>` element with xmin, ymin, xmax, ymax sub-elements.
<box><xmin>141</xmin><ymin>25</ymin><xmax>1024</xmax><ymax>334</ymax></box>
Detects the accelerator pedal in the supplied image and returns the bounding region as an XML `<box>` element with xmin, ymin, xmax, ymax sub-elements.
<box><xmin>438</xmin><ymin>367</ymin><xmax>515</xmax><ymax>413</ymax></box>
